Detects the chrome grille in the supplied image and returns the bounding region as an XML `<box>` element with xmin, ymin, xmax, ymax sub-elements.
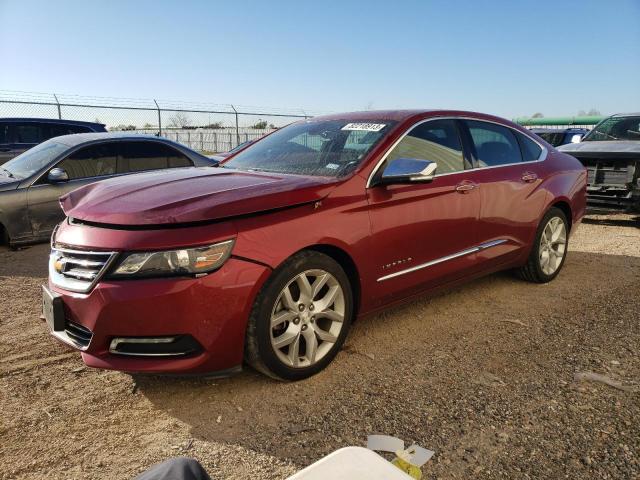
<box><xmin>49</xmin><ymin>246</ymin><xmax>118</xmax><ymax>293</ymax></box>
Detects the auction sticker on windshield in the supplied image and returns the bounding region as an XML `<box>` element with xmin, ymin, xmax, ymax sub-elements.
<box><xmin>341</xmin><ymin>123</ymin><xmax>387</xmax><ymax>132</ymax></box>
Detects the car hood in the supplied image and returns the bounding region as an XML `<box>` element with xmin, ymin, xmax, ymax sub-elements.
<box><xmin>60</xmin><ymin>167</ymin><xmax>338</xmax><ymax>226</ymax></box>
<box><xmin>558</xmin><ymin>140</ymin><xmax>640</xmax><ymax>155</ymax></box>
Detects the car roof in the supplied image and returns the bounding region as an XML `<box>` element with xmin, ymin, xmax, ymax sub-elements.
<box><xmin>611</xmin><ymin>112</ymin><xmax>640</xmax><ymax>117</ymax></box>
<box><xmin>308</xmin><ymin>109</ymin><xmax>522</xmax><ymax>126</ymax></box>
<box><xmin>49</xmin><ymin>132</ymin><xmax>172</xmax><ymax>147</ymax></box>
<box><xmin>0</xmin><ymin>117</ymin><xmax>105</xmax><ymax>127</ymax></box>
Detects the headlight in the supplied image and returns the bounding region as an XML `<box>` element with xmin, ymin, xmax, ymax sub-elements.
<box><xmin>108</xmin><ymin>240</ymin><xmax>235</xmax><ymax>279</ymax></box>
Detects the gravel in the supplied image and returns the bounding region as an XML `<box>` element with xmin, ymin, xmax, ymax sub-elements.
<box><xmin>1</xmin><ymin>214</ymin><xmax>639</xmax><ymax>479</ymax></box>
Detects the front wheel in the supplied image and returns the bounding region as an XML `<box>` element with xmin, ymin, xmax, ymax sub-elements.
<box><xmin>244</xmin><ymin>251</ymin><xmax>353</xmax><ymax>381</ymax></box>
<box><xmin>516</xmin><ymin>207</ymin><xmax>569</xmax><ymax>283</ymax></box>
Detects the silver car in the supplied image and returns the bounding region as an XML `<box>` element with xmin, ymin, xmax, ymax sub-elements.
<box><xmin>0</xmin><ymin>132</ymin><xmax>216</xmax><ymax>246</ymax></box>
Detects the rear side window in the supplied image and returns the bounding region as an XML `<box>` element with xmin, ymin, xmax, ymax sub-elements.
<box><xmin>0</xmin><ymin>123</ymin><xmax>8</xmax><ymax>144</ymax></box>
<box><xmin>466</xmin><ymin>120</ymin><xmax>523</xmax><ymax>167</ymax></box>
<box><xmin>57</xmin><ymin>143</ymin><xmax>118</xmax><ymax>179</ymax></box>
<box><xmin>516</xmin><ymin>132</ymin><xmax>543</xmax><ymax>162</ymax></box>
<box><xmin>48</xmin><ymin>124</ymin><xmax>92</xmax><ymax>139</ymax></box>
<box><xmin>386</xmin><ymin>119</ymin><xmax>466</xmax><ymax>174</ymax></box>
<box><xmin>120</xmin><ymin>141</ymin><xmax>193</xmax><ymax>173</ymax></box>
<box><xmin>14</xmin><ymin>123</ymin><xmax>45</xmax><ymax>144</ymax></box>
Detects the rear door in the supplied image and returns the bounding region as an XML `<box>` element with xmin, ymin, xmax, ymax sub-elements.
<box><xmin>460</xmin><ymin>120</ymin><xmax>547</xmax><ymax>266</ymax></box>
<box><xmin>26</xmin><ymin>143</ymin><xmax>119</xmax><ymax>238</ymax></box>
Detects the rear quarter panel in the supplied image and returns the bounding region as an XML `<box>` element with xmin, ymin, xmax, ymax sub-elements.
<box><xmin>539</xmin><ymin>151</ymin><xmax>588</xmax><ymax>230</ymax></box>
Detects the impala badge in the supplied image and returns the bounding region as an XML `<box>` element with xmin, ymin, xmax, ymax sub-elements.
<box><xmin>382</xmin><ymin>257</ymin><xmax>413</xmax><ymax>270</ymax></box>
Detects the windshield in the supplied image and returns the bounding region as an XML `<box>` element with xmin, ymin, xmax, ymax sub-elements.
<box><xmin>223</xmin><ymin>119</ymin><xmax>396</xmax><ymax>177</ymax></box>
<box><xmin>2</xmin><ymin>140</ymin><xmax>69</xmax><ymax>179</ymax></box>
<box><xmin>583</xmin><ymin>116</ymin><xmax>640</xmax><ymax>142</ymax></box>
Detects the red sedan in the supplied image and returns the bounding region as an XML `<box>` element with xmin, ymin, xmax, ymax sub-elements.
<box><xmin>44</xmin><ymin>110</ymin><xmax>587</xmax><ymax>380</ymax></box>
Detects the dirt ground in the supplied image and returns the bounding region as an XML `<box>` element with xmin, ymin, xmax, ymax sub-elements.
<box><xmin>1</xmin><ymin>214</ymin><xmax>639</xmax><ymax>480</ymax></box>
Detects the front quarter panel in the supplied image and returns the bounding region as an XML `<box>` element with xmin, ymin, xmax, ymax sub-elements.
<box><xmin>0</xmin><ymin>187</ymin><xmax>30</xmax><ymax>242</ymax></box>
<box><xmin>231</xmin><ymin>176</ymin><xmax>376</xmax><ymax>312</ymax></box>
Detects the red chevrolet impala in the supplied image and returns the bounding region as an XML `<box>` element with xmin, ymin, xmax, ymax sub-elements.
<box><xmin>44</xmin><ymin>110</ymin><xmax>587</xmax><ymax>380</ymax></box>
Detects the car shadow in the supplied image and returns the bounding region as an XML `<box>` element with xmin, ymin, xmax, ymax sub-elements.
<box><xmin>134</xmin><ymin>249</ymin><xmax>640</xmax><ymax>468</ymax></box>
<box><xmin>583</xmin><ymin>214</ymin><xmax>640</xmax><ymax>228</ymax></box>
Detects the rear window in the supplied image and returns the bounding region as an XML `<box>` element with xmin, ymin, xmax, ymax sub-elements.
<box><xmin>535</xmin><ymin>131</ymin><xmax>565</xmax><ymax>147</ymax></box>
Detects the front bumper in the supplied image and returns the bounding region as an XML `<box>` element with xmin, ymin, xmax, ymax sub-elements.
<box><xmin>48</xmin><ymin>257</ymin><xmax>270</xmax><ymax>374</ymax></box>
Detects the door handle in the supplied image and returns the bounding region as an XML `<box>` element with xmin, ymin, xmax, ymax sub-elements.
<box><xmin>521</xmin><ymin>171</ymin><xmax>538</xmax><ymax>183</ymax></box>
<box><xmin>455</xmin><ymin>181</ymin><xmax>477</xmax><ymax>193</ymax></box>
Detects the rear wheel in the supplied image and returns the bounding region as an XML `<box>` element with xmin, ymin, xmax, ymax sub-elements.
<box><xmin>517</xmin><ymin>207</ymin><xmax>569</xmax><ymax>283</ymax></box>
<box><xmin>244</xmin><ymin>251</ymin><xmax>353</xmax><ymax>381</ymax></box>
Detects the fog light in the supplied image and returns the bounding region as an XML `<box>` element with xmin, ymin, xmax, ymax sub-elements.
<box><xmin>109</xmin><ymin>335</ymin><xmax>201</xmax><ymax>357</ymax></box>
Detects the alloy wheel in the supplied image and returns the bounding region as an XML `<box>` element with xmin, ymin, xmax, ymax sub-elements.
<box><xmin>270</xmin><ymin>269</ymin><xmax>345</xmax><ymax>368</ymax></box>
<box><xmin>539</xmin><ymin>216</ymin><xmax>567</xmax><ymax>275</ymax></box>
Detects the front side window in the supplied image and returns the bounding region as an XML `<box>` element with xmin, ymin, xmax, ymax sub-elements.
<box><xmin>583</xmin><ymin>115</ymin><xmax>640</xmax><ymax>142</ymax></box>
<box><xmin>120</xmin><ymin>141</ymin><xmax>193</xmax><ymax>173</ymax></box>
<box><xmin>385</xmin><ymin>119</ymin><xmax>466</xmax><ymax>175</ymax></box>
<box><xmin>466</xmin><ymin>120</ymin><xmax>523</xmax><ymax>167</ymax></box>
<box><xmin>57</xmin><ymin>143</ymin><xmax>118</xmax><ymax>180</ymax></box>
<box><xmin>223</xmin><ymin>119</ymin><xmax>395</xmax><ymax>177</ymax></box>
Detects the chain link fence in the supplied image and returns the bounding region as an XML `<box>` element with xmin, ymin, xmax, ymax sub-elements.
<box><xmin>0</xmin><ymin>90</ymin><xmax>328</xmax><ymax>153</ymax></box>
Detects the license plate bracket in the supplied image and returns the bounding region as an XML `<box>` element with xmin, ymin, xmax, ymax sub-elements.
<box><xmin>42</xmin><ymin>285</ymin><xmax>65</xmax><ymax>332</ymax></box>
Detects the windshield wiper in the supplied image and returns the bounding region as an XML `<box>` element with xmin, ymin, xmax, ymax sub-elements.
<box><xmin>0</xmin><ymin>167</ymin><xmax>15</xmax><ymax>178</ymax></box>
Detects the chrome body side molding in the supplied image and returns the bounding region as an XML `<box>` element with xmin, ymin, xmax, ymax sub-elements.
<box><xmin>377</xmin><ymin>239</ymin><xmax>508</xmax><ymax>282</ymax></box>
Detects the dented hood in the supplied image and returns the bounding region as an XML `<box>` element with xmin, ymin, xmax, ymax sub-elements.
<box><xmin>60</xmin><ymin>167</ymin><xmax>337</xmax><ymax>226</ymax></box>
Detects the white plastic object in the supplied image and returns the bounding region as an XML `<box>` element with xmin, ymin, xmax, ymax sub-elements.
<box><xmin>286</xmin><ymin>446</ymin><xmax>414</xmax><ymax>480</ymax></box>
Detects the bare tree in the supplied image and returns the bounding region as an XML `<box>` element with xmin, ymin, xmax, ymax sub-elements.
<box><xmin>168</xmin><ymin>112</ymin><xmax>191</xmax><ymax>128</ymax></box>
<box><xmin>578</xmin><ymin>109</ymin><xmax>601</xmax><ymax>116</ymax></box>
<box><xmin>531</xmin><ymin>112</ymin><xmax>544</xmax><ymax>118</ymax></box>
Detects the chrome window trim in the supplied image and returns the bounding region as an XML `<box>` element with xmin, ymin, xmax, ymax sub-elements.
<box><xmin>49</xmin><ymin>246</ymin><xmax>119</xmax><ymax>293</ymax></box>
<box><xmin>366</xmin><ymin>116</ymin><xmax>548</xmax><ymax>188</ymax></box>
<box><xmin>377</xmin><ymin>239</ymin><xmax>507</xmax><ymax>282</ymax></box>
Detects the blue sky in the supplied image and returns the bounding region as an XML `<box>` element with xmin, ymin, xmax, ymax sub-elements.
<box><xmin>0</xmin><ymin>0</ymin><xmax>639</xmax><ymax>119</ymax></box>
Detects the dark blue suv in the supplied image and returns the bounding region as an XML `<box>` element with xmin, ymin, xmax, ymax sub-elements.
<box><xmin>0</xmin><ymin>118</ymin><xmax>107</xmax><ymax>164</ymax></box>
<box><xmin>530</xmin><ymin>127</ymin><xmax>589</xmax><ymax>147</ymax></box>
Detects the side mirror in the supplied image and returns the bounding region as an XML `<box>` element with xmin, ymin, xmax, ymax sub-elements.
<box><xmin>570</xmin><ymin>134</ymin><xmax>583</xmax><ymax>144</ymax></box>
<box><xmin>48</xmin><ymin>167</ymin><xmax>69</xmax><ymax>183</ymax></box>
<box><xmin>379</xmin><ymin>158</ymin><xmax>437</xmax><ymax>185</ymax></box>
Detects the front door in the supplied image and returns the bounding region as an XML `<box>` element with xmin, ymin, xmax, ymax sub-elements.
<box><xmin>366</xmin><ymin>118</ymin><xmax>481</xmax><ymax>306</ymax></box>
<box><xmin>26</xmin><ymin>143</ymin><xmax>119</xmax><ymax>239</ymax></box>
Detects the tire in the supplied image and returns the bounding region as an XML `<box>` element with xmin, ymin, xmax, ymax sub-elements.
<box><xmin>516</xmin><ymin>207</ymin><xmax>569</xmax><ymax>283</ymax></box>
<box><xmin>244</xmin><ymin>250</ymin><xmax>353</xmax><ymax>381</ymax></box>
